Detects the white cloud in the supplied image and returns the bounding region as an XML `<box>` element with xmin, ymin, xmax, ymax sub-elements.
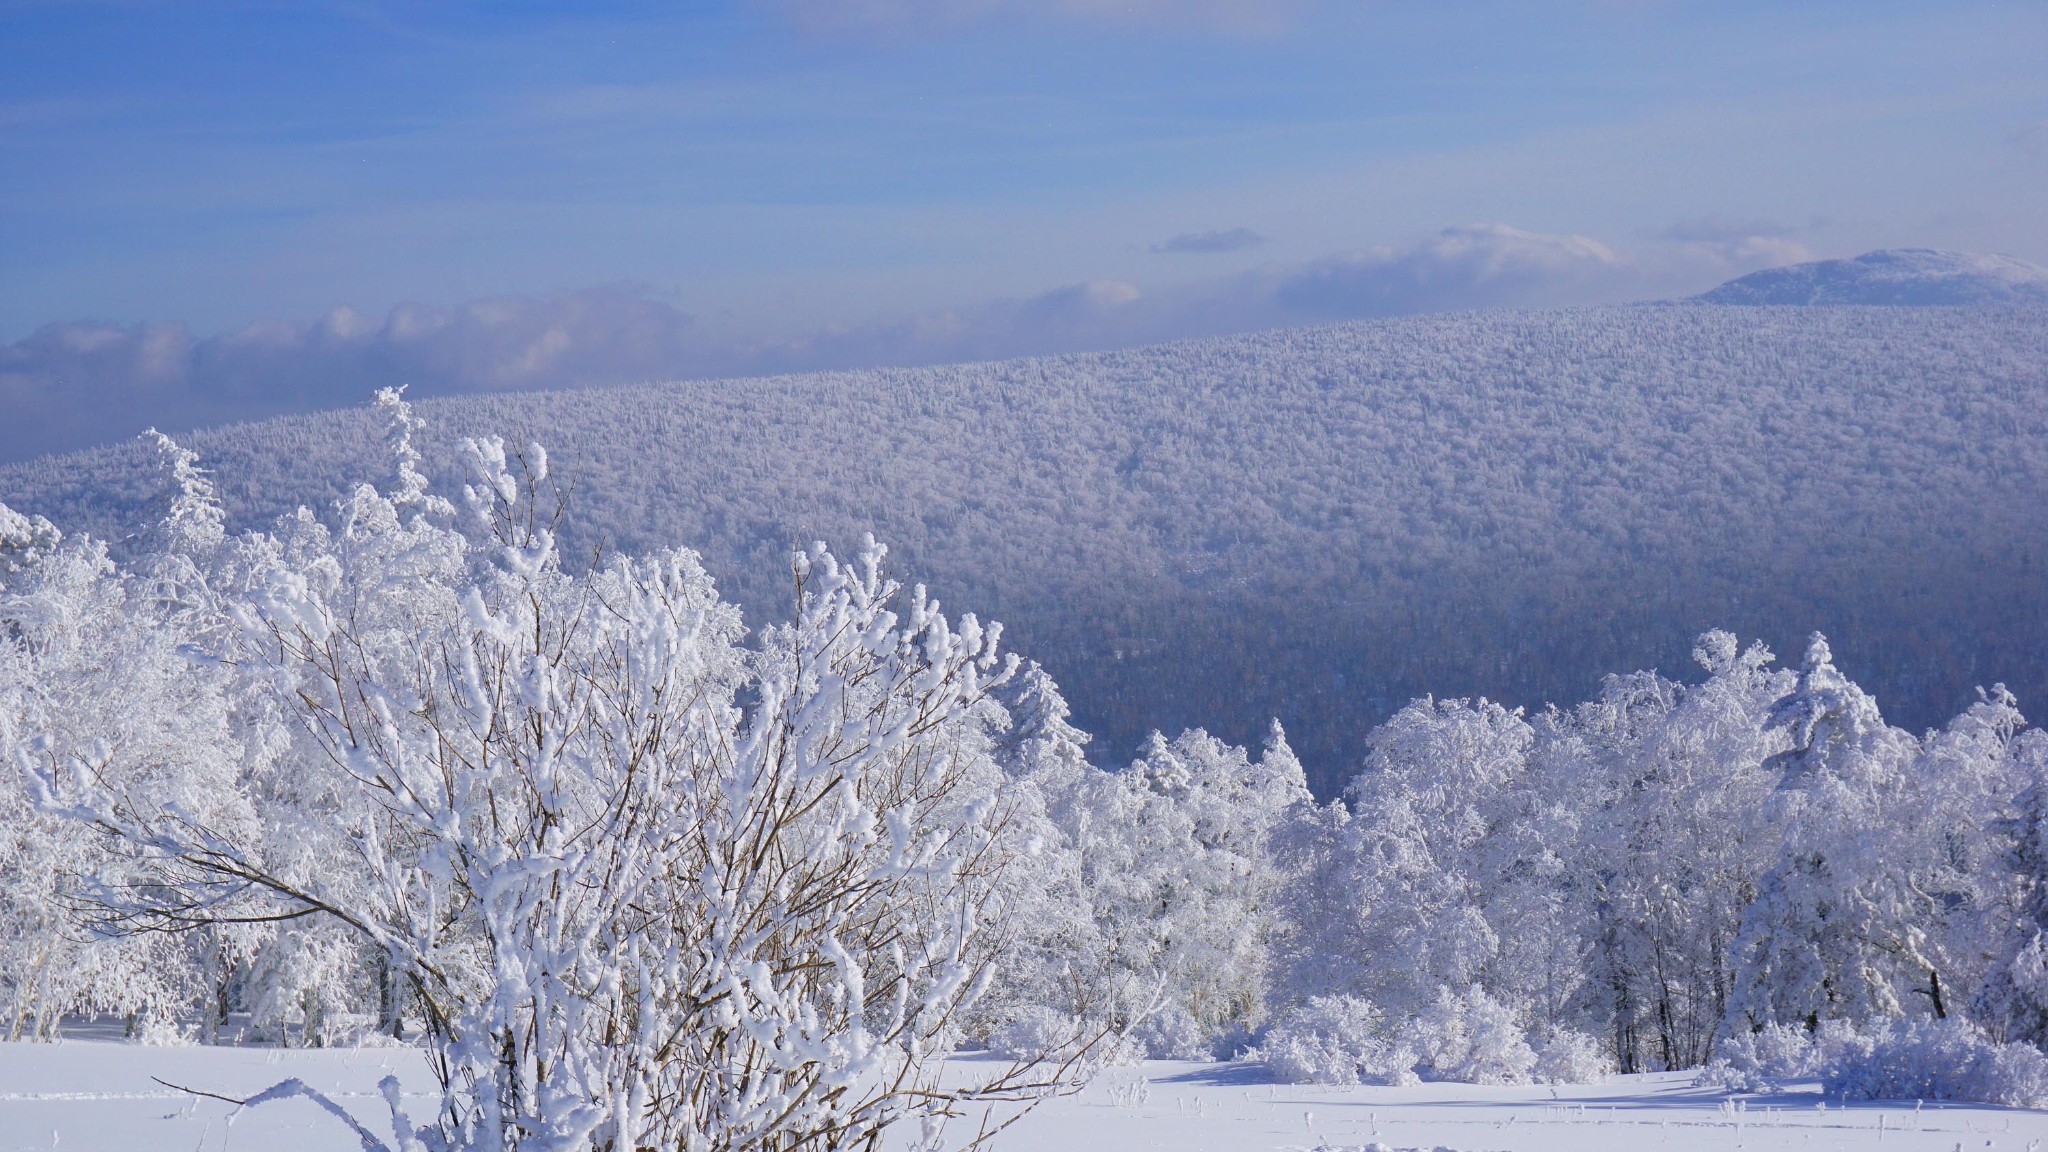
<box><xmin>1644</xmin><ymin>217</ymin><xmax>1817</xmax><ymax>286</ymax></box>
<box><xmin>0</xmin><ymin>286</ymin><xmax>703</xmax><ymax>461</ymax></box>
<box><xmin>1272</xmin><ymin>224</ymin><xmax>1628</xmax><ymax>317</ymax></box>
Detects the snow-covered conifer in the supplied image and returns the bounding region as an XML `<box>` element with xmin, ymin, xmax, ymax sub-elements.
<box><xmin>1729</xmin><ymin>633</ymin><xmax>1970</xmax><ymax>1031</ymax></box>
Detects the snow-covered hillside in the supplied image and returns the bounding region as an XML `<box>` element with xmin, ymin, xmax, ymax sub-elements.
<box><xmin>3</xmin><ymin>304</ymin><xmax>2046</xmax><ymax>791</ymax></box>
<box><xmin>1693</xmin><ymin>248</ymin><xmax>2048</xmax><ymax>306</ymax></box>
<box><xmin>12</xmin><ymin>385</ymin><xmax>2048</xmax><ymax>1148</ymax></box>
<box><xmin>2</xmin><ymin>1041</ymin><xmax>2040</xmax><ymax>1152</ymax></box>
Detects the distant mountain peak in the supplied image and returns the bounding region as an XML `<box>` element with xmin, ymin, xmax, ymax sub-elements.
<box><xmin>1693</xmin><ymin>247</ymin><xmax>2048</xmax><ymax>306</ymax></box>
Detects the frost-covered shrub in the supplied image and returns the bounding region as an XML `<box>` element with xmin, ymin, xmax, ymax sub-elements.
<box><xmin>1260</xmin><ymin>997</ymin><xmax>1608</xmax><ymax>1087</ymax></box>
<box><xmin>985</xmin><ymin>1006</ymin><xmax>1143</xmax><ymax>1067</ymax></box>
<box><xmin>1823</xmin><ymin>1019</ymin><xmax>2048</xmax><ymax>1108</ymax></box>
<box><xmin>1402</xmin><ymin>986</ymin><xmax>1537</xmax><ymax>1085</ymax></box>
<box><xmin>1701</xmin><ymin>1018</ymin><xmax>2048</xmax><ymax>1108</ymax></box>
<box><xmin>1697</xmin><ymin>1021</ymin><xmax>1832</xmax><ymax>1091</ymax></box>
<box><xmin>986</xmin><ymin>1006</ymin><xmax>1082</xmax><ymax>1061</ymax></box>
<box><xmin>1257</xmin><ymin>996</ymin><xmax>1417</xmax><ymax>1086</ymax></box>
<box><xmin>15</xmin><ymin>400</ymin><xmax>1099</xmax><ymax>1151</ymax></box>
<box><xmin>1072</xmin><ymin>727</ymin><xmax>1311</xmax><ymax>1061</ymax></box>
<box><xmin>134</xmin><ymin>1014</ymin><xmax>196</xmax><ymax>1047</ymax></box>
<box><xmin>1133</xmin><ymin>1001</ymin><xmax>1216</xmax><ymax>1060</ymax></box>
<box><xmin>1531</xmin><ymin>1027</ymin><xmax>1615</xmax><ymax>1085</ymax></box>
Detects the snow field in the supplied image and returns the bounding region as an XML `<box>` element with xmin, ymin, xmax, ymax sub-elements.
<box><xmin>0</xmin><ymin>1038</ymin><xmax>435</xmax><ymax>1151</ymax></box>
<box><xmin>5</xmin><ymin>1043</ymin><xmax>2045</xmax><ymax>1152</ymax></box>
<box><xmin>993</xmin><ymin>1060</ymin><xmax>2048</xmax><ymax>1152</ymax></box>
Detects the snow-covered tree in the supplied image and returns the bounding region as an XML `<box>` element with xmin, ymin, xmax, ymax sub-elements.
<box><xmin>1981</xmin><ymin>729</ymin><xmax>2048</xmax><ymax>1045</ymax></box>
<box><xmin>0</xmin><ymin>486</ymin><xmax>250</xmax><ymax>1040</ymax></box>
<box><xmin>1563</xmin><ymin>633</ymin><xmax>1790</xmax><ymax>1070</ymax></box>
<box><xmin>1726</xmin><ymin>633</ymin><xmax>2013</xmax><ymax>1034</ymax></box>
<box><xmin>1017</xmin><ymin>723</ymin><xmax>1310</xmax><ymax>1059</ymax></box>
<box><xmin>1293</xmin><ymin>697</ymin><xmax>1551</xmax><ymax>1020</ymax></box>
<box><xmin>25</xmin><ymin>395</ymin><xmax>1091</xmax><ymax>1151</ymax></box>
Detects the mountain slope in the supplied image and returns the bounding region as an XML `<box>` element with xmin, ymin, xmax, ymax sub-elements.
<box><xmin>1694</xmin><ymin>248</ymin><xmax>2048</xmax><ymax>306</ymax></box>
<box><xmin>4</xmin><ymin>304</ymin><xmax>2046</xmax><ymax>795</ymax></box>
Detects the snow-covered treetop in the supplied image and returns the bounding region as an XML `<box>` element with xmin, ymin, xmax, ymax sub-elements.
<box><xmin>0</xmin><ymin>501</ymin><xmax>61</xmax><ymax>575</ymax></box>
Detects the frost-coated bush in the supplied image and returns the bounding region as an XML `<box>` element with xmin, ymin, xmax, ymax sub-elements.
<box><xmin>1256</xmin><ymin>994</ymin><xmax>1604</xmax><ymax>1087</ymax></box>
<box><xmin>135</xmin><ymin>1014</ymin><xmax>196</xmax><ymax>1047</ymax></box>
<box><xmin>986</xmin><ymin>1006</ymin><xmax>1082</xmax><ymax>1061</ymax></box>
<box><xmin>985</xmin><ymin>1006</ymin><xmax>1143</xmax><ymax>1067</ymax></box>
<box><xmin>1403</xmin><ymin>986</ymin><xmax>1537</xmax><ymax>1085</ymax></box>
<box><xmin>13</xmin><ymin>396</ymin><xmax>1099</xmax><ymax>1152</ymax></box>
<box><xmin>1696</xmin><ymin>1021</ymin><xmax>1831</xmax><ymax>1091</ymax></box>
<box><xmin>1823</xmin><ymin>1019</ymin><xmax>2048</xmax><ymax>1108</ymax></box>
<box><xmin>1700</xmin><ymin>1018</ymin><xmax>2048</xmax><ymax>1108</ymax></box>
<box><xmin>1257</xmin><ymin>996</ymin><xmax>1417</xmax><ymax>1086</ymax></box>
<box><xmin>1530</xmin><ymin>1028</ymin><xmax>1615</xmax><ymax>1085</ymax></box>
<box><xmin>1132</xmin><ymin>1000</ymin><xmax>1216</xmax><ymax>1060</ymax></box>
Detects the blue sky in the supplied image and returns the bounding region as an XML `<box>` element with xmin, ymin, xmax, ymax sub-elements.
<box><xmin>2</xmin><ymin>1</ymin><xmax>2045</xmax><ymax>458</ymax></box>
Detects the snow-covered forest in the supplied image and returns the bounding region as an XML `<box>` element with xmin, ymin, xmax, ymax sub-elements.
<box><xmin>5</xmin><ymin>304</ymin><xmax>2045</xmax><ymax>796</ymax></box>
<box><xmin>11</xmin><ymin>383</ymin><xmax>2048</xmax><ymax>1150</ymax></box>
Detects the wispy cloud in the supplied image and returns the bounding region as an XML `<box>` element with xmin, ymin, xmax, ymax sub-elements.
<box><xmin>1650</xmin><ymin>216</ymin><xmax>1814</xmax><ymax>277</ymax></box>
<box><xmin>772</xmin><ymin>0</ymin><xmax>1304</xmax><ymax>34</ymax></box>
<box><xmin>1153</xmin><ymin>227</ymin><xmax>1268</xmax><ymax>255</ymax></box>
<box><xmin>0</xmin><ymin>286</ymin><xmax>703</xmax><ymax>462</ymax></box>
<box><xmin>1272</xmin><ymin>224</ymin><xmax>1627</xmax><ymax>317</ymax></box>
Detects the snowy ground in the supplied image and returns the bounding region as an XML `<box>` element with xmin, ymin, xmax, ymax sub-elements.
<box><xmin>4</xmin><ymin>1041</ymin><xmax>2047</xmax><ymax>1151</ymax></box>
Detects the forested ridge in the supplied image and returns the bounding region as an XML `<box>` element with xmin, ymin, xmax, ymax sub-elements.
<box><xmin>5</xmin><ymin>303</ymin><xmax>2045</xmax><ymax>795</ymax></box>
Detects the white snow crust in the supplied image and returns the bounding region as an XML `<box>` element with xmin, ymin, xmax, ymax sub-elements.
<box><xmin>5</xmin><ymin>1042</ymin><xmax>2045</xmax><ymax>1152</ymax></box>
